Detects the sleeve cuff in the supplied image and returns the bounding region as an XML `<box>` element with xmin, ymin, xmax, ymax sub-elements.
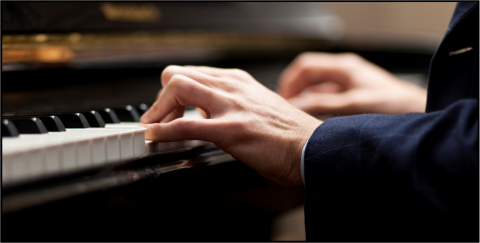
<box><xmin>301</xmin><ymin>135</ymin><xmax>311</xmax><ymax>185</ymax></box>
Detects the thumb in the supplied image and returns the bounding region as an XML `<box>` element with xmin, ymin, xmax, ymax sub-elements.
<box><xmin>140</xmin><ymin>118</ymin><xmax>227</xmax><ymax>145</ymax></box>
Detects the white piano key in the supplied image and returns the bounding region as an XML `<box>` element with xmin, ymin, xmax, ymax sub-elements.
<box><xmin>2</xmin><ymin>154</ymin><xmax>12</xmax><ymax>183</ymax></box>
<box><xmin>1</xmin><ymin>125</ymin><xmax>153</xmax><ymax>185</ymax></box>
<box><xmin>4</xmin><ymin>136</ymin><xmax>47</xmax><ymax>181</ymax></box>
<box><xmin>62</xmin><ymin>140</ymin><xmax>77</xmax><ymax>172</ymax></box>
<box><xmin>105</xmin><ymin>122</ymin><xmax>142</xmax><ymax>128</ymax></box>
<box><xmin>26</xmin><ymin>148</ymin><xmax>45</xmax><ymax>178</ymax></box>
<box><xmin>45</xmin><ymin>145</ymin><xmax>61</xmax><ymax>174</ymax></box>
<box><xmin>133</xmin><ymin>128</ymin><xmax>146</xmax><ymax>157</ymax></box>
<box><xmin>184</xmin><ymin>109</ymin><xmax>205</xmax><ymax>119</ymax></box>
<box><xmin>105</xmin><ymin>133</ymin><xmax>121</xmax><ymax>162</ymax></box>
<box><xmin>11</xmin><ymin>153</ymin><xmax>28</xmax><ymax>182</ymax></box>
<box><xmin>65</xmin><ymin>128</ymin><xmax>123</xmax><ymax>162</ymax></box>
<box><xmin>85</xmin><ymin>128</ymin><xmax>145</xmax><ymax>160</ymax></box>
<box><xmin>119</xmin><ymin>132</ymin><xmax>134</xmax><ymax>159</ymax></box>
<box><xmin>76</xmin><ymin>138</ymin><xmax>92</xmax><ymax>168</ymax></box>
<box><xmin>91</xmin><ymin>136</ymin><xmax>107</xmax><ymax>165</ymax></box>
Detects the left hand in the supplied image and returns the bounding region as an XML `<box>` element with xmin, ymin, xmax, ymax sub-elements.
<box><xmin>140</xmin><ymin>65</ymin><xmax>322</xmax><ymax>185</ymax></box>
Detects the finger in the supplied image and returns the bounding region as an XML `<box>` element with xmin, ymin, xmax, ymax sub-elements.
<box><xmin>161</xmin><ymin>105</ymin><xmax>186</xmax><ymax>123</ymax></box>
<box><xmin>141</xmin><ymin>74</ymin><xmax>222</xmax><ymax>124</ymax></box>
<box><xmin>196</xmin><ymin>107</ymin><xmax>208</xmax><ymax>118</ymax></box>
<box><xmin>184</xmin><ymin>66</ymin><xmax>252</xmax><ymax>80</ymax></box>
<box><xmin>161</xmin><ymin>65</ymin><xmax>222</xmax><ymax>88</ymax></box>
<box><xmin>156</xmin><ymin>88</ymin><xmax>164</xmax><ymax>100</ymax></box>
<box><xmin>277</xmin><ymin>53</ymin><xmax>353</xmax><ymax>99</ymax></box>
<box><xmin>141</xmin><ymin>118</ymin><xmax>226</xmax><ymax>145</ymax></box>
<box><xmin>303</xmin><ymin>82</ymin><xmax>344</xmax><ymax>94</ymax></box>
<box><xmin>287</xmin><ymin>92</ymin><xmax>354</xmax><ymax>116</ymax></box>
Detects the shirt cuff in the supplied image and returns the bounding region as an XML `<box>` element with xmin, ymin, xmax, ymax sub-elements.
<box><xmin>301</xmin><ymin>135</ymin><xmax>312</xmax><ymax>185</ymax></box>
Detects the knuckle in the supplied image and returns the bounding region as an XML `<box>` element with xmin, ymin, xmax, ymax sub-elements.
<box><xmin>296</xmin><ymin>53</ymin><xmax>310</xmax><ymax>66</ymax></box>
<box><xmin>169</xmin><ymin>74</ymin><xmax>188</xmax><ymax>87</ymax></box>
<box><xmin>230</xmin><ymin>68</ymin><xmax>250</xmax><ymax>78</ymax></box>
<box><xmin>340</xmin><ymin>52</ymin><xmax>363</xmax><ymax>66</ymax></box>
<box><xmin>161</xmin><ymin>65</ymin><xmax>179</xmax><ymax>82</ymax></box>
<box><xmin>297</xmin><ymin>52</ymin><xmax>318</xmax><ymax>62</ymax></box>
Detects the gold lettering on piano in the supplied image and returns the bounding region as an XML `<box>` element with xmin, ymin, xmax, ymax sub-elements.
<box><xmin>100</xmin><ymin>2</ymin><xmax>161</xmax><ymax>23</ymax></box>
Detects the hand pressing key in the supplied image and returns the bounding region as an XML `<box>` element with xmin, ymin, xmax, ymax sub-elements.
<box><xmin>140</xmin><ymin>65</ymin><xmax>322</xmax><ymax>185</ymax></box>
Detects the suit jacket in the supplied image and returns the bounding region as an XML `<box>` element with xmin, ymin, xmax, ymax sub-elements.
<box><xmin>304</xmin><ymin>2</ymin><xmax>478</xmax><ymax>241</ymax></box>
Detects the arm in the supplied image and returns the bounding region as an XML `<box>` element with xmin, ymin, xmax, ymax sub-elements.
<box><xmin>304</xmin><ymin>99</ymin><xmax>478</xmax><ymax>241</ymax></box>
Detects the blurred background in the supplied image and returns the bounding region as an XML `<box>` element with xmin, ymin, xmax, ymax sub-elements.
<box><xmin>2</xmin><ymin>2</ymin><xmax>456</xmax><ymax>241</ymax></box>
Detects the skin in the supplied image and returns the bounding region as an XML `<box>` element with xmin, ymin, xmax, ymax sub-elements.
<box><xmin>140</xmin><ymin>52</ymin><xmax>427</xmax><ymax>185</ymax></box>
<box><xmin>278</xmin><ymin>52</ymin><xmax>427</xmax><ymax>116</ymax></box>
<box><xmin>140</xmin><ymin>65</ymin><xmax>322</xmax><ymax>185</ymax></box>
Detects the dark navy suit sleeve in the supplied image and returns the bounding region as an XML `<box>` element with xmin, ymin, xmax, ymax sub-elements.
<box><xmin>304</xmin><ymin>2</ymin><xmax>478</xmax><ymax>241</ymax></box>
<box><xmin>304</xmin><ymin>99</ymin><xmax>478</xmax><ymax>242</ymax></box>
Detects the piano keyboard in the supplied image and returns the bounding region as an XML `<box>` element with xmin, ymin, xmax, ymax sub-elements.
<box><xmin>2</xmin><ymin>106</ymin><xmax>206</xmax><ymax>186</ymax></box>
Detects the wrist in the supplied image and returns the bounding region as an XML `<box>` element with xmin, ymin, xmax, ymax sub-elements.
<box><xmin>285</xmin><ymin>116</ymin><xmax>323</xmax><ymax>185</ymax></box>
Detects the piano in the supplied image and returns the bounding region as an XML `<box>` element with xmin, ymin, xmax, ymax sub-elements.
<box><xmin>2</xmin><ymin>2</ymin><xmax>433</xmax><ymax>241</ymax></box>
<box><xmin>2</xmin><ymin>2</ymin><xmax>342</xmax><ymax>241</ymax></box>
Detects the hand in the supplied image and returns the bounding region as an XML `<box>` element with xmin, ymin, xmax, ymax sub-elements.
<box><xmin>277</xmin><ymin>52</ymin><xmax>427</xmax><ymax>116</ymax></box>
<box><xmin>140</xmin><ymin>65</ymin><xmax>322</xmax><ymax>185</ymax></box>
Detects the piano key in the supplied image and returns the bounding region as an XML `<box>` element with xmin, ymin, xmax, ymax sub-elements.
<box><xmin>3</xmin><ymin>136</ymin><xmax>47</xmax><ymax>181</ymax></box>
<box><xmin>97</xmin><ymin>108</ymin><xmax>120</xmax><ymax>123</ymax></box>
<box><xmin>9</xmin><ymin>117</ymin><xmax>48</xmax><ymax>134</ymax></box>
<box><xmin>45</xmin><ymin>145</ymin><xmax>61</xmax><ymax>174</ymax></box>
<box><xmin>81</xmin><ymin>111</ymin><xmax>106</xmax><ymax>127</ymax></box>
<box><xmin>27</xmin><ymin>148</ymin><xmax>45</xmax><ymax>178</ymax></box>
<box><xmin>90</xmin><ymin>136</ymin><xmax>107</xmax><ymax>165</ymax></box>
<box><xmin>2</xmin><ymin>153</ymin><xmax>12</xmax><ymax>182</ymax></box>
<box><xmin>36</xmin><ymin>115</ymin><xmax>66</xmax><ymax>132</ymax></box>
<box><xmin>55</xmin><ymin>113</ymin><xmax>90</xmax><ymax>128</ymax></box>
<box><xmin>0</xmin><ymin>108</ymin><xmax>211</xmax><ymax>186</ymax></box>
<box><xmin>55</xmin><ymin>129</ymin><xmax>120</xmax><ymax>162</ymax></box>
<box><xmin>11</xmin><ymin>152</ymin><xmax>29</xmax><ymax>182</ymax></box>
<box><xmin>2</xmin><ymin>119</ymin><xmax>19</xmax><ymax>137</ymax></box>
<box><xmin>112</xmin><ymin>105</ymin><xmax>141</xmax><ymax>122</ymax></box>
<box><xmin>136</xmin><ymin>103</ymin><xmax>150</xmax><ymax>116</ymax></box>
<box><xmin>4</xmin><ymin>115</ymin><xmax>66</xmax><ymax>132</ymax></box>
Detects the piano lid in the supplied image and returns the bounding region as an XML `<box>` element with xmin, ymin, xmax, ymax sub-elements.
<box><xmin>1</xmin><ymin>2</ymin><xmax>344</xmax><ymax>69</ymax></box>
<box><xmin>2</xmin><ymin>2</ymin><xmax>343</xmax><ymax>39</ymax></box>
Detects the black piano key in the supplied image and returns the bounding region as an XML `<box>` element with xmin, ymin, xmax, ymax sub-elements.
<box><xmin>36</xmin><ymin>116</ymin><xmax>66</xmax><ymax>132</ymax></box>
<box><xmin>81</xmin><ymin>111</ymin><xmax>106</xmax><ymax>127</ymax></box>
<box><xmin>55</xmin><ymin>113</ymin><xmax>90</xmax><ymax>128</ymax></box>
<box><xmin>136</xmin><ymin>103</ymin><xmax>150</xmax><ymax>116</ymax></box>
<box><xmin>2</xmin><ymin>119</ymin><xmax>20</xmax><ymax>137</ymax></box>
<box><xmin>96</xmin><ymin>108</ymin><xmax>120</xmax><ymax>123</ymax></box>
<box><xmin>112</xmin><ymin>105</ymin><xmax>140</xmax><ymax>122</ymax></box>
<box><xmin>9</xmin><ymin>118</ymin><xmax>48</xmax><ymax>134</ymax></box>
<box><xmin>186</xmin><ymin>106</ymin><xmax>196</xmax><ymax>111</ymax></box>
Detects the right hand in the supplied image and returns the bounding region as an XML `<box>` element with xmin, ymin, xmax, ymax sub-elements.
<box><xmin>141</xmin><ymin>65</ymin><xmax>322</xmax><ymax>185</ymax></box>
<box><xmin>277</xmin><ymin>52</ymin><xmax>427</xmax><ymax>116</ymax></box>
